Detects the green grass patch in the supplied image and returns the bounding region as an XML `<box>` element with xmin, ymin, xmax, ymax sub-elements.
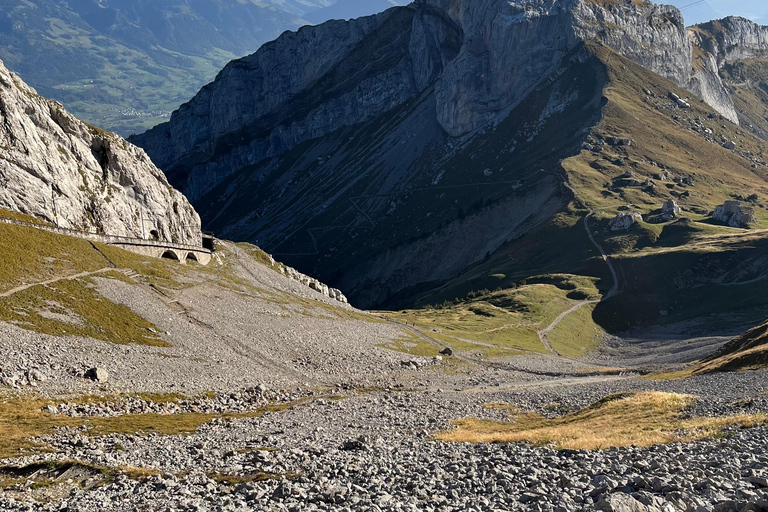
<box><xmin>0</xmin><ymin>222</ymin><xmax>108</xmax><ymax>293</ymax></box>
<box><xmin>377</xmin><ymin>331</ymin><xmax>440</xmax><ymax>357</ymax></box>
<box><xmin>0</xmin><ymin>395</ymin><xmax>310</xmax><ymax>460</ymax></box>
<box><xmin>383</xmin><ymin>275</ymin><xmax>602</xmax><ymax>354</ymax></box>
<box><xmin>0</xmin><ymin>209</ymin><xmax>52</xmax><ymax>226</ymax></box>
<box><xmin>0</xmin><ymin>278</ymin><xmax>168</xmax><ymax>347</ymax></box>
<box><xmin>547</xmin><ymin>303</ymin><xmax>604</xmax><ymax>357</ymax></box>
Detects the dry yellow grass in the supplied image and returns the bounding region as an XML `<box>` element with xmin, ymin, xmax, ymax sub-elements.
<box><xmin>436</xmin><ymin>392</ymin><xmax>767</xmax><ymax>450</ymax></box>
<box><xmin>0</xmin><ymin>396</ymin><xmax>80</xmax><ymax>459</ymax></box>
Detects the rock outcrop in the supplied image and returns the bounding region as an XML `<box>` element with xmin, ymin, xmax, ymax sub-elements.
<box><xmin>432</xmin><ymin>0</ymin><xmax>693</xmax><ymax>137</ymax></box>
<box><xmin>713</xmin><ymin>201</ymin><xmax>756</xmax><ymax>228</ymax></box>
<box><xmin>279</xmin><ymin>263</ymin><xmax>349</xmax><ymax>304</ymax></box>
<box><xmin>0</xmin><ymin>60</ymin><xmax>202</xmax><ymax>245</ymax></box>
<box><xmin>661</xmin><ymin>200</ymin><xmax>682</xmax><ymax>221</ymax></box>
<box><xmin>689</xmin><ymin>17</ymin><xmax>768</xmax><ymax>125</ymax></box>
<box><xmin>609</xmin><ymin>212</ymin><xmax>642</xmax><ymax>231</ymax></box>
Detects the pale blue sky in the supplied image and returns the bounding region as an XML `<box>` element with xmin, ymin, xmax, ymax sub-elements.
<box><xmin>665</xmin><ymin>0</ymin><xmax>768</xmax><ymax>26</ymax></box>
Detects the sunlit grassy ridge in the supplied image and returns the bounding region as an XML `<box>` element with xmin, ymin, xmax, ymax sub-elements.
<box><xmin>653</xmin><ymin>317</ymin><xmax>768</xmax><ymax>379</ymax></box>
<box><xmin>381</xmin><ymin>274</ymin><xmax>602</xmax><ymax>355</ymax></box>
<box><xmin>437</xmin><ymin>392</ymin><xmax>768</xmax><ymax>450</ymax></box>
<box><xmin>565</xmin><ymin>44</ymin><xmax>768</xmax><ymax>223</ymax></box>
<box><xmin>0</xmin><ymin>210</ymin><xmax>379</xmax><ymax>349</ymax></box>
<box><xmin>399</xmin><ymin>43</ymin><xmax>768</xmax><ymax>354</ymax></box>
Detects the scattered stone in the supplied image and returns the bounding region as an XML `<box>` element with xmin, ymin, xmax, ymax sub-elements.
<box><xmin>1</xmin><ymin>372</ymin><xmax>22</xmax><ymax>388</ymax></box>
<box><xmin>341</xmin><ymin>436</ymin><xmax>368</xmax><ymax>451</ymax></box>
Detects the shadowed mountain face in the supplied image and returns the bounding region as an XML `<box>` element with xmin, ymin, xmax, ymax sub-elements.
<box><xmin>0</xmin><ymin>0</ymin><xmax>308</xmax><ymax>135</ymax></box>
<box><xmin>133</xmin><ymin>0</ymin><xmax>768</xmax><ymax>325</ymax></box>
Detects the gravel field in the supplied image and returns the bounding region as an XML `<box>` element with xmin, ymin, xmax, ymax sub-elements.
<box><xmin>1</xmin><ymin>244</ymin><xmax>768</xmax><ymax>511</ymax></box>
<box><xmin>1</xmin><ymin>370</ymin><xmax>768</xmax><ymax>512</ymax></box>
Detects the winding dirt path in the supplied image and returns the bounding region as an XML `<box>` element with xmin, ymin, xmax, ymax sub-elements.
<box><xmin>0</xmin><ymin>268</ymin><xmax>118</xmax><ymax>298</ymax></box>
<box><xmin>537</xmin><ymin>183</ymin><xmax>620</xmax><ymax>355</ymax></box>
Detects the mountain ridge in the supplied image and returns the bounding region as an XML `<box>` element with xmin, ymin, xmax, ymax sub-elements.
<box><xmin>131</xmin><ymin>0</ymin><xmax>768</xmax><ymax>322</ymax></box>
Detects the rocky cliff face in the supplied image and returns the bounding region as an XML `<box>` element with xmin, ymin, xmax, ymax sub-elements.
<box><xmin>429</xmin><ymin>0</ymin><xmax>692</xmax><ymax>136</ymax></box>
<box><xmin>134</xmin><ymin>0</ymin><xmax>698</xmax><ymax>197</ymax></box>
<box><xmin>0</xmin><ymin>60</ymin><xmax>202</xmax><ymax>244</ymax></box>
<box><xmin>133</xmin><ymin>5</ymin><xmax>463</xmax><ymax>201</ymax></box>
<box><xmin>689</xmin><ymin>17</ymin><xmax>768</xmax><ymax>127</ymax></box>
<box><xmin>129</xmin><ymin>0</ymin><xmax>768</xmax><ymax>307</ymax></box>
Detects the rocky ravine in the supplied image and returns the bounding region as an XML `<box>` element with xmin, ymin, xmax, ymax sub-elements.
<box><xmin>0</xmin><ymin>60</ymin><xmax>201</xmax><ymax>244</ymax></box>
<box><xmin>0</xmin><ymin>205</ymin><xmax>767</xmax><ymax>511</ymax></box>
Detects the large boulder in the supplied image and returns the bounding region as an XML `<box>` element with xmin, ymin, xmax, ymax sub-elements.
<box><xmin>85</xmin><ymin>368</ymin><xmax>109</xmax><ymax>383</ymax></box>
<box><xmin>661</xmin><ymin>200</ymin><xmax>681</xmax><ymax>221</ymax></box>
<box><xmin>609</xmin><ymin>212</ymin><xmax>643</xmax><ymax>231</ymax></box>
<box><xmin>713</xmin><ymin>201</ymin><xmax>756</xmax><ymax>228</ymax></box>
<box><xmin>596</xmin><ymin>493</ymin><xmax>662</xmax><ymax>512</ymax></box>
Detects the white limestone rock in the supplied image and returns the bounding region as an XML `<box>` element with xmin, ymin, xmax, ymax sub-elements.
<box><xmin>0</xmin><ymin>60</ymin><xmax>201</xmax><ymax>244</ymax></box>
<box><xmin>132</xmin><ymin>0</ymin><xmax>707</xmax><ymax>200</ymax></box>
<box><xmin>661</xmin><ymin>200</ymin><xmax>681</xmax><ymax>221</ymax></box>
<box><xmin>609</xmin><ymin>212</ymin><xmax>642</xmax><ymax>231</ymax></box>
<box><xmin>713</xmin><ymin>201</ymin><xmax>756</xmax><ymax>228</ymax></box>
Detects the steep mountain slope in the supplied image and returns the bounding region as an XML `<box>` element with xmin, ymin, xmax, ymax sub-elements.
<box><xmin>132</xmin><ymin>0</ymin><xmax>693</xmax><ymax>303</ymax></box>
<box><xmin>133</xmin><ymin>0</ymin><xmax>768</xmax><ymax>334</ymax></box>
<box><xmin>0</xmin><ymin>60</ymin><xmax>200</xmax><ymax>243</ymax></box>
<box><xmin>416</xmin><ymin>44</ymin><xmax>768</xmax><ymax>334</ymax></box>
<box><xmin>0</xmin><ymin>0</ymin><xmax>304</xmax><ymax>135</ymax></box>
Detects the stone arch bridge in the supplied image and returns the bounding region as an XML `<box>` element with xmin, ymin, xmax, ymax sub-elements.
<box><xmin>0</xmin><ymin>218</ymin><xmax>213</xmax><ymax>265</ymax></box>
